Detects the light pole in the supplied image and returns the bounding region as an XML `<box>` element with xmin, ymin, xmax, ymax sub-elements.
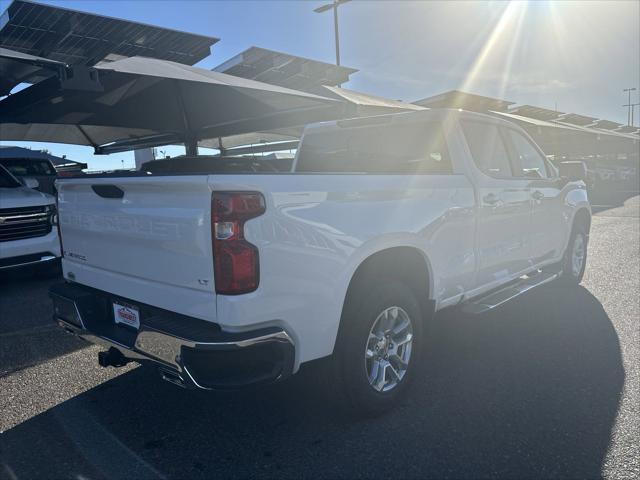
<box><xmin>313</xmin><ymin>0</ymin><xmax>351</xmax><ymax>67</ymax></box>
<box><xmin>623</xmin><ymin>87</ymin><xmax>637</xmax><ymax>125</ymax></box>
<box><xmin>630</xmin><ymin>103</ymin><xmax>640</xmax><ymax>127</ymax></box>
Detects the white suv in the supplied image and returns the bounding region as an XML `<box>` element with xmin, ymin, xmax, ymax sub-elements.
<box><xmin>0</xmin><ymin>164</ymin><xmax>61</xmax><ymax>272</ymax></box>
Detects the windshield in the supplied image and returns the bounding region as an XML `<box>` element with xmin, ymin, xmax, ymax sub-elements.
<box><xmin>0</xmin><ymin>158</ymin><xmax>56</xmax><ymax>175</ymax></box>
<box><xmin>0</xmin><ymin>164</ymin><xmax>21</xmax><ymax>188</ymax></box>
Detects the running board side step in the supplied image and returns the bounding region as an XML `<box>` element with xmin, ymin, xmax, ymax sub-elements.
<box><xmin>461</xmin><ymin>271</ymin><xmax>559</xmax><ymax>314</ymax></box>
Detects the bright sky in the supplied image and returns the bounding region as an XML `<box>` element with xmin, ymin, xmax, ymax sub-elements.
<box><xmin>1</xmin><ymin>0</ymin><xmax>638</xmax><ymax>170</ymax></box>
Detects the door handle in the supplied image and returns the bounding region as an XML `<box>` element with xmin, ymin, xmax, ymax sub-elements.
<box><xmin>532</xmin><ymin>190</ymin><xmax>544</xmax><ymax>201</ymax></box>
<box><xmin>483</xmin><ymin>193</ymin><xmax>499</xmax><ymax>205</ymax></box>
<box><xmin>92</xmin><ymin>184</ymin><xmax>124</xmax><ymax>199</ymax></box>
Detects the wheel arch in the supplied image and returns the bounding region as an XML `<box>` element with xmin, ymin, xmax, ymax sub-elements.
<box><xmin>337</xmin><ymin>246</ymin><xmax>435</xmax><ymax>342</ymax></box>
<box><xmin>572</xmin><ymin>207</ymin><xmax>592</xmax><ymax>235</ymax></box>
<box><xmin>559</xmin><ymin>206</ymin><xmax>591</xmax><ymax>268</ymax></box>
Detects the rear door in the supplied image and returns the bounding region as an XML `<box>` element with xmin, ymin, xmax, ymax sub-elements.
<box><xmin>461</xmin><ymin>120</ymin><xmax>532</xmax><ymax>289</ymax></box>
<box><xmin>503</xmin><ymin>128</ymin><xmax>565</xmax><ymax>265</ymax></box>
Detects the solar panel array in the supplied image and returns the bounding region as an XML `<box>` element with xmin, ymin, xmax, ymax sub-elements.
<box><xmin>557</xmin><ymin>113</ymin><xmax>599</xmax><ymax>126</ymax></box>
<box><xmin>0</xmin><ymin>0</ymin><xmax>218</xmax><ymax>67</ymax></box>
<box><xmin>415</xmin><ymin>92</ymin><xmax>639</xmax><ymax>138</ymax></box>
<box><xmin>508</xmin><ymin>105</ymin><xmax>565</xmax><ymax>121</ymax></box>
<box><xmin>413</xmin><ymin>90</ymin><xmax>515</xmax><ymax>111</ymax></box>
<box><xmin>214</xmin><ymin>46</ymin><xmax>357</xmax><ymax>91</ymax></box>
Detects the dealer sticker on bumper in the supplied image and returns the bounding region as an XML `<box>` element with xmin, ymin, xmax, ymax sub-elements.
<box><xmin>113</xmin><ymin>302</ymin><xmax>140</xmax><ymax>330</ymax></box>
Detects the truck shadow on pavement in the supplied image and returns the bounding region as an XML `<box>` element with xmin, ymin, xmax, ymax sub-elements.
<box><xmin>0</xmin><ymin>283</ymin><xmax>624</xmax><ymax>479</ymax></box>
<box><xmin>0</xmin><ymin>270</ymin><xmax>88</xmax><ymax>376</ymax></box>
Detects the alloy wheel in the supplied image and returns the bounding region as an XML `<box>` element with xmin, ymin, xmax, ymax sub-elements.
<box><xmin>365</xmin><ymin>306</ymin><xmax>414</xmax><ymax>392</ymax></box>
<box><xmin>571</xmin><ymin>233</ymin><xmax>586</xmax><ymax>277</ymax></box>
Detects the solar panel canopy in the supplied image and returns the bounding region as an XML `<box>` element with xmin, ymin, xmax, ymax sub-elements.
<box><xmin>0</xmin><ymin>0</ymin><xmax>218</xmax><ymax>94</ymax></box>
<box><xmin>0</xmin><ymin>46</ymin><xmax>67</xmax><ymax>96</ymax></box>
<box><xmin>214</xmin><ymin>46</ymin><xmax>358</xmax><ymax>91</ymax></box>
<box><xmin>413</xmin><ymin>90</ymin><xmax>515</xmax><ymax>112</ymax></box>
<box><xmin>199</xmin><ymin>129</ymin><xmax>302</xmax><ymax>152</ymax></box>
<box><xmin>508</xmin><ymin>105</ymin><xmax>564</xmax><ymax>121</ymax></box>
<box><xmin>0</xmin><ymin>56</ymin><xmax>342</xmax><ymax>154</ymax></box>
<box><xmin>557</xmin><ymin>113</ymin><xmax>599</xmax><ymax>126</ymax></box>
<box><xmin>591</xmin><ymin>120</ymin><xmax>624</xmax><ymax>130</ymax></box>
<box><xmin>490</xmin><ymin>110</ymin><xmax>580</xmax><ymax>131</ymax></box>
<box><xmin>318</xmin><ymin>85</ymin><xmax>425</xmax><ymax>113</ymax></box>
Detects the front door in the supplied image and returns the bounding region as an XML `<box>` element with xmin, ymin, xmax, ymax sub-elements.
<box><xmin>503</xmin><ymin>128</ymin><xmax>565</xmax><ymax>265</ymax></box>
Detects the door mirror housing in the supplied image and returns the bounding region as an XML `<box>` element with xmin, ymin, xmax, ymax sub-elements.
<box><xmin>558</xmin><ymin>161</ymin><xmax>587</xmax><ymax>182</ymax></box>
<box><xmin>21</xmin><ymin>177</ymin><xmax>40</xmax><ymax>189</ymax></box>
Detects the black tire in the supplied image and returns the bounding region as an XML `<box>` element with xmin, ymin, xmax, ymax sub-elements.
<box><xmin>560</xmin><ymin>222</ymin><xmax>588</xmax><ymax>285</ymax></box>
<box><xmin>331</xmin><ymin>280</ymin><xmax>423</xmax><ymax>417</ymax></box>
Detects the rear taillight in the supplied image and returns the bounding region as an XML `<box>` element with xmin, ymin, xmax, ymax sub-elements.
<box><xmin>211</xmin><ymin>192</ymin><xmax>265</xmax><ymax>295</ymax></box>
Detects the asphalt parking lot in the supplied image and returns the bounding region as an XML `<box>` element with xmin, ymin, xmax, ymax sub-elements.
<box><xmin>1</xmin><ymin>195</ymin><xmax>638</xmax><ymax>480</ymax></box>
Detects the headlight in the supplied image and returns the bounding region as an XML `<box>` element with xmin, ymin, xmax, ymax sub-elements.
<box><xmin>46</xmin><ymin>204</ymin><xmax>58</xmax><ymax>225</ymax></box>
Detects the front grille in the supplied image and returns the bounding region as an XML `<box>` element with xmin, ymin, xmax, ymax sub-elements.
<box><xmin>0</xmin><ymin>205</ymin><xmax>53</xmax><ymax>242</ymax></box>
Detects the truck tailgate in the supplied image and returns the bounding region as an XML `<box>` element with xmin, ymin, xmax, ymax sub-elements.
<box><xmin>57</xmin><ymin>176</ymin><xmax>215</xmax><ymax>307</ymax></box>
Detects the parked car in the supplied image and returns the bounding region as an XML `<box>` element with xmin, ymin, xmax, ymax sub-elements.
<box><xmin>0</xmin><ymin>156</ymin><xmax>58</xmax><ymax>195</ymax></box>
<box><xmin>0</xmin><ymin>164</ymin><xmax>61</xmax><ymax>274</ymax></box>
<box><xmin>49</xmin><ymin>109</ymin><xmax>591</xmax><ymax>415</ymax></box>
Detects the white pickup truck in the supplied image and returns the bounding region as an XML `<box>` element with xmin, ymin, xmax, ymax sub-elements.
<box><xmin>50</xmin><ymin>109</ymin><xmax>591</xmax><ymax>414</ymax></box>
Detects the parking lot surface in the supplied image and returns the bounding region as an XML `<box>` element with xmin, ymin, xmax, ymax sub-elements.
<box><xmin>1</xmin><ymin>196</ymin><xmax>638</xmax><ymax>479</ymax></box>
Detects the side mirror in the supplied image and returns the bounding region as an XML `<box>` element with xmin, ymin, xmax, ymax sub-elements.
<box><xmin>559</xmin><ymin>161</ymin><xmax>587</xmax><ymax>182</ymax></box>
<box><xmin>22</xmin><ymin>177</ymin><xmax>40</xmax><ymax>189</ymax></box>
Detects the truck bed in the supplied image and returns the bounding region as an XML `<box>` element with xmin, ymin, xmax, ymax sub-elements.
<box><xmin>57</xmin><ymin>172</ymin><xmax>476</xmax><ymax>364</ymax></box>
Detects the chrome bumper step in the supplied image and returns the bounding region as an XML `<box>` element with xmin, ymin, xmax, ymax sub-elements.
<box><xmin>461</xmin><ymin>270</ymin><xmax>559</xmax><ymax>315</ymax></box>
<box><xmin>49</xmin><ymin>281</ymin><xmax>296</xmax><ymax>390</ymax></box>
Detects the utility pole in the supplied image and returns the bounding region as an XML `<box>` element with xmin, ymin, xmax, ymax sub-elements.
<box><xmin>631</xmin><ymin>103</ymin><xmax>640</xmax><ymax>127</ymax></box>
<box><xmin>623</xmin><ymin>87</ymin><xmax>637</xmax><ymax>125</ymax></box>
<box><xmin>313</xmin><ymin>0</ymin><xmax>352</xmax><ymax>68</ymax></box>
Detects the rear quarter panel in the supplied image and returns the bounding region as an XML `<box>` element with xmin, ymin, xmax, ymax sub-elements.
<box><xmin>212</xmin><ymin>174</ymin><xmax>475</xmax><ymax>367</ymax></box>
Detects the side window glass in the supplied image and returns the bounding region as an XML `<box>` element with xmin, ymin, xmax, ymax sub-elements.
<box><xmin>461</xmin><ymin>121</ymin><xmax>512</xmax><ymax>178</ymax></box>
<box><xmin>545</xmin><ymin>157</ymin><xmax>559</xmax><ymax>177</ymax></box>
<box><xmin>506</xmin><ymin>130</ymin><xmax>548</xmax><ymax>179</ymax></box>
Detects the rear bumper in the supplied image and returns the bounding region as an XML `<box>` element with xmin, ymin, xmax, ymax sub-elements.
<box><xmin>49</xmin><ymin>282</ymin><xmax>295</xmax><ymax>389</ymax></box>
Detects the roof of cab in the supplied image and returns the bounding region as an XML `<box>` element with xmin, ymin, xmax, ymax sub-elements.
<box><xmin>301</xmin><ymin>108</ymin><xmax>520</xmax><ymax>134</ymax></box>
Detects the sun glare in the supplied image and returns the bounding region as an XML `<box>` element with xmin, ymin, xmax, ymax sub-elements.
<box><xmin>459</xmin><ymin>1</ymin><xmax>528</xmax><ymax>98</ymax></box>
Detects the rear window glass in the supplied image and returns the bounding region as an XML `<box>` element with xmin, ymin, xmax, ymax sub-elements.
<box><xmin>0</xmin><ymin>158</ymin><xmax>56</xmax><ymax>176</ymax></box>
<box><xmin>296</xmin><ymin>122</ymin><xmax>452</xmax><ymax>174</ymax></box>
